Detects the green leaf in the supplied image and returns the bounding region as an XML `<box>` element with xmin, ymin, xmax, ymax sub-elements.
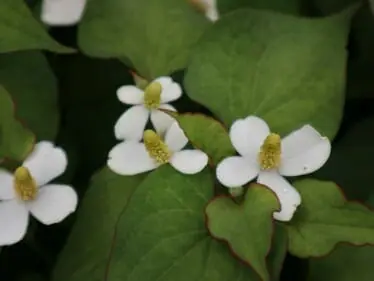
<box><xmin>308</xmin><ymin>244</ymin><xmax>374</xmax><ymax>281</ymax></box>
<box><xmin>206</xmin><ymin>184</ymin><xmax>280</xmax><ymax>281</ymax></box>
<box><xmin>171</xmin><ymin>113</ymin><xmax>235</xmax><ymax>164</ymax></box>
<box><xmin>267</xmin><ymin>224</ymin><xmax>287</xmax><ymax>281</ymax></box>
<box><xmin>315</xmin><ymin>116</ymin><xmax>374</xmax><ymax>201</ymax></box>
<box><xmin>0</xmin><ymin>0</ymin><xmax>73</xmax><ymax>53</ymax></box>
<box><xmin>106</xmin><ymin>165</ymin><xmax>259</xmax><ymax>281</ymax></box>
<box><xmin>52</xmin><ymin>167</ymin><xmax>146</xmax><ymax>281</ymax></box>
<box><xmin>79</xmin><ymin>0</ymin><xmax>211</xmax><ymax>79</ymax></box>
<box><xmin>217</xmin><ymin>0</ymin><xmax>302</xmax><ymax>15</ymax></box>
<box><xmin>0</xmin><ymin>51</ymin><xmax>59</xmax><ymax>140</ymax></box>
<box><xmin>287</xmin><ymin>179</ymin><xmax>374</xmax><ymax>258</ymax></box>
<box><xmin>307</xmin><ymin>196</ymin><xmax>374</xmax><ymax>281</ymax></box>
<box><xmin>184</xmin><ymin>8</ymin><xmax>352</xmax><ymax>139</ymax></box>
<box><xmin>0</xmin><ymin>85</ymin><xmax>35</xmax><ymax>161</ymax></box>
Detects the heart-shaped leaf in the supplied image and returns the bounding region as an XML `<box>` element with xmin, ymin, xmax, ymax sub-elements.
<box><xmin>0</xmin><ymin>85</ymin><xmax>34</xmax><ymax>161</ymax></box>
<box><xmin>170</xmin><ymin>113</ymin><xmax>235</xmax><ymax>164</ymax></box>
<box><xmin>206</xmin><ymin>184</ymin><xmax>280</xmax><ymax>281</ymax></box>
<box><xmin>0</xmin><ymin>51</ymin><xmax>59</xmax><ymax>140</ymax></box>
<box><xmin>0</xmin><ymin>0</ymin><xmax>73</xmax><ymax>53</ymax></box>
<box><xmin>287</xmin><ymin>179</ymin><xmax>374</xmax><ymax>257</ymax></box>
<box><xmin>184</xmin><ymin>8</ymin><xmax>353</xmax><ymax>139</ymax></box>
<box><xmin>53</xmin><ymin>167</ymin><xmax>146</xmax><ymax>281</ymax></box>
<box><xmin>79</xmin><ymin>0</ymin><xmax>211</xmax><ymax>79</ymax></box>
<box><xmin>105</xmin><ymin>165</ymin><xmax>260</xmax><ymax>281</ymax></box>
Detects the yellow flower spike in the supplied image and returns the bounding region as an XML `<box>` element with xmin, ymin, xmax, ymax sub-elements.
<box><xmin>143</xmin><ymin>130</ymin><xmax>172</xmax><ymax>164</ymax></box>
<box><xmin>13</xmin><ymin>166</ymin><xmax>38</xmax><ymax>201</ymax></box>
<box><xmin>143</xmin><ymin>82</ymin><xmax>162</xmax><ymax>110</ymax></box>
<box><xmin>258</xmin><ymin>133</ymin><xmax>282</xmax><ymax>170</ymax></box>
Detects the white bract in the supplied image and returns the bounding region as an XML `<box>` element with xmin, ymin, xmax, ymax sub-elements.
<box><xmin>115</xmin><ymin>76</ymin><xmax>182</xmax><ymax>141</ymax></box>
<box><xmin>41</xmin><ymin>0</ymin><xmax>87</xmax><ymax>26</ymax></box>
<box><xmin>0</xmin><ymin>141</ymin><xmax>78</xmax><ymax>246</ymax></box>
<box><xmin>216</xmin><ymin>116</ymin><xmax>331</xmax><ymax>222</ymax></box>
<box><xmin>201</xmin><ymin>0</ymin><xmax>219</xmax><ymax>22</ymax></box>
<box><xmin>191</xmin><ymin>0</ymin><xmax>219</xmax><ymax>22</ymax></box>
<box><xmin>108</xmin><ymin>121</ymin><xmax>208</xmax><ymax>175</ymax></box>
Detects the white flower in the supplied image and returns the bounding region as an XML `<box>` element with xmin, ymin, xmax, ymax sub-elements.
<box><xmin>108</xmin><ymin>121</ymin><xmax>208</xmax><ymax>175</ymax></box>
<box><xmin>216</xmin><ymin>116</ymin><xmax>331</xmax><ymax>222</ymax></box>
<box><xmin>41</xmin><ymin>0</ymin><xmax>87</xmax><ymax>26</ymax></box>
<box><xmin>0</xmin><ymin>141</ymin><xmax>78</xmax><ymax>246</ymax></box>
<box><xmin>190</xmin><ymin>0</ymin><xmax>219</xmax><ymax>22</ymax></box>
<box><xmin>115</xmin><ymin>76</ymin><xmax>183</xmax><ymax>141</ymax></box>
<box><xmin>201</xmin><ymin>0</ymin><xmax>219</xmax><ymax>22</ymax></box>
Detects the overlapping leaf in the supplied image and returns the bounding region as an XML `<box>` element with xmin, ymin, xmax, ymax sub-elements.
<box><xmin>185</xmin><ymin>8</ymin><xmax>353</xmax><ymax>139</ymax></box>
<box><xmin>0</xmin><ymin>0</ymin><xmax>73</xmax><ymax>53</ymax></box>
<box><xmin>79</xmin><ymin>0</ymin><xmax>211</xmax><ymax>79</ymax></box>
<box><xmin>170</xmin><ymin>113</ymin><xmax>235</xmax><ymax>164</ymax></box>
<box><xmin>0</xmin><ymin>85</ymin><xmax>34</xmax><ymax>161</ymax></box>
<box><xmin>287</xmin><ymin>179</ymin><xmax>374</xmax><ymax>257</ymax></box>
<box><xmin>0</xmin><ymin>51</ymin><xmax>60</xmax><ymax>140</ymax></box>
<box><xmin>53</xmin><ymin>168</ymin><xmax>146</xmax><ymax>281</ymax></box>
<box><xmin>106</xmin><ymin>166</ymin><xmax>260</xmax><ymax>281</ymax></box>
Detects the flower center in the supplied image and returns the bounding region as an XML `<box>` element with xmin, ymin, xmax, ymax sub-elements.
<box><xmin>143</xmin><ymin>82</ymin><xmax>162</xmax><ymax>109</ymax></box>
<box><xmin>143</xmin><ymin>130</ymin><xmax>172</xmax><ymax>164</ymax></box>
<box><xmin>13</xmin><ymin>166</ymin><xmax>38</xmax><ymax>201</ymax></box>
<box><xmin>258</xmin><ymin>133</ymin><xmax>281</xmax><ymax>170</ymax></box>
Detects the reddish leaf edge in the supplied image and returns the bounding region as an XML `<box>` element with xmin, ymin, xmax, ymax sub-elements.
<box><xmin>204</xmin><ymin>183</ymin><xmax>282</xmax><ymax>281</ymax></box>
<box><xmin>0</xmin><ymin>85</ymin><xmax>36</xmax><ymax>165</ymax></box>
<box><xmin>289</xmin><ymin>182</ymin><xmax>374</xmax><ymax>260</ymax></box>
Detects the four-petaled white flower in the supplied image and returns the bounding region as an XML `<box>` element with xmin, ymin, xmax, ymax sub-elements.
<box><xmin>216</xmin><ymin>116</ymin><xmax>331</xmax><ymax>222</ymax></box>
<box><xmin>115</xmin><ymin>77</ymin><xmax>183</xmax><ymax>141</ymax></box>
<box><xmin>0</xmin><ymin>141</ymin><xmax>78</xmax><ymax>246</ymax></box>
<box><xmin>108</xmin><ymin>121</ymin><xmax>208</xmax><ymax>175</ymax></box>
<box><xmin>41</xmin><ymin>0</ymin><xmax>87</xmax><ymax>26</ymax></box>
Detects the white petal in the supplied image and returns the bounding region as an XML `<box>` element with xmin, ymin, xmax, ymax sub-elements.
<box><xmin>41</xmin><ymin>0</ymin><xmax>86</xmax><ymax>26</ymax></box>
<box><xmin>205</xmin><ymin>9</ymin><xmax>219</xmax><ymax>22</ymax></box>
<box><xmin>279</xmin><ymin>125</ymin><xmax>331</xmax><ymax>177</ymax></box>
<box><xmin>203</xmin><ymin>0</ymin><xmax>219</xmax><ymax>21</ymax></box>
<box><xmin>0</xmin><ymin>200</ymin><xmax>29</xmax><ymax>246</ymax></box>
<box><xmin>160</xmin><ymin>83</ymin><xmax>182</xmax><ymax>103</ymax></box>
<box><xmin>257</xmin><ymin>171</ymin><xmax>301</xmax><ymax>222</ymax></box>
<box><xmin>23</xmin><ymin>141</ymin><xmax>67</xmax><ymax>187</ymax></box>
<box><xmin>116</xmin><ymin>85</ymin><xmax>144</xmax><ymax>105</ymax></box>
<box><xmin>164</xmin><ymin>121</ymin><xmax>188</xmax><ymax>152</ymax></box>
<box><xmin>107</xmin><ymin>141</ymin><xmax>158</xmax><ymax>175</ymax></box>
<box><xmin>216</xmin><ymin>156</ymin><xmax>259</xmax><ymax>188</ymax></box>
<box><xmin>0</xmin><ymin>169</ymin><xmax>15</xmax><ymax>200</ymax></box>
<box><xmin>153</xmin><ymin>77</ymin><xmax>173</xmax><ymax>88</ymax></box>
<box><xmin>150</xmin><ymin>104</ymin><xmax>177</xmax><ymax>136</ymax></box>
<box><xmin>229</xmin><ymin>116</ymin><xmax>270</xmax><ymax>157</ymax></box>
<box><xmin>153</xmin><ymin>76</ymin><xmax>182</xmax><ymax>103</ymax></box>
<box><xmin>27</xmin><ymin>184</ymin><xmax>77</xmax><ymax>225</ymax></box>
<box><xmin>170</xmin><ymin>150</ymin><xmax>208</xmax><ymax>174</ymax></box>
<box><xmin>114</xmin><ymin>105</ymin><xmax>150</xmax><ymax>141</ymax></box>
